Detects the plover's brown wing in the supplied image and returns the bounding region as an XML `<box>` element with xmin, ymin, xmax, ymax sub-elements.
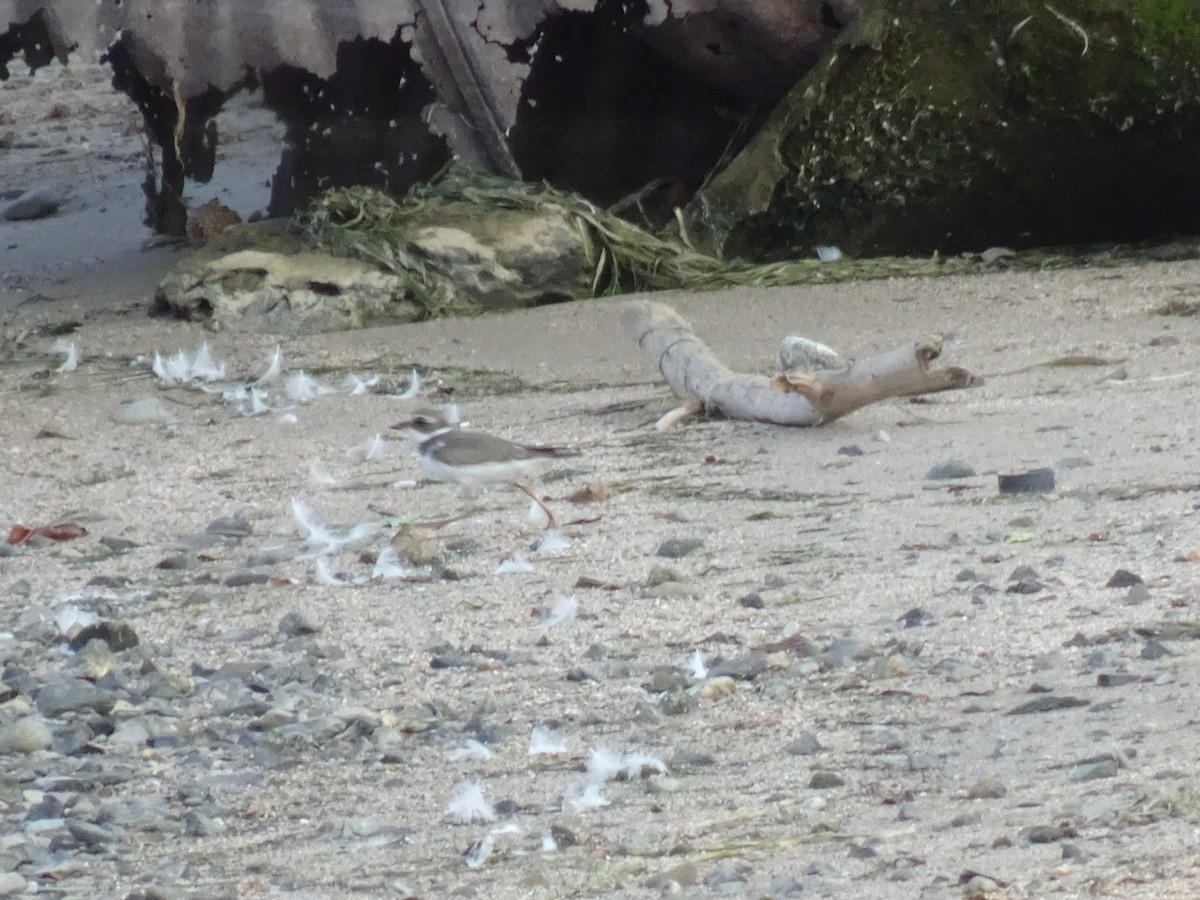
<box><xmin>423</xmin><ymin>431</ymin><xmax>552</xmax><ymax>466</ymax></box>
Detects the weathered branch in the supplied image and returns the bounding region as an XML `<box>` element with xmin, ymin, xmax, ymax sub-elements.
<box><xmin>621</xmin><ymin>299</ymin><xmax>979</xmax><ymax>426</ymax></box>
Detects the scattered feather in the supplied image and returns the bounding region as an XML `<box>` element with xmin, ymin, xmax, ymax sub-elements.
<box><xmin>308</xmin><ymin>460</ymin><xmax>338</xmax><ymax>488</ymax></box>
<box><xmin>191</xmin><ymin>342</ymin><xmax>227</xmax><ymax>381</ymax></box>
<box><xmin>464</xmin><ymin>823</ymin><xmax>520</xmax><ymax>869</ymax></box>
<box><xmin>622</xmin><ymin>752</ymin><xmax>668</xmax><ymax>780</ymax></box>
<box><xmin>314</xmin><ymin>557</ymin><xmax>350</xmax><ymax>587</ymax></box>
<box><xmin>291</xmin><ymin>498</ymin><xmax>378</xmax><ymax>554</ymax></box>
<box><xmin>53</xmin><ymin>338</ymin><xmax>79</xmax><ymax>373</ymax></box>
<box><xmin>537</xmin><ymin>595</ymin><xmax>577</xmax><ymax>629</ymax></box>
<box><xmin>463</xmin><ymin>833</ymin><xmax>495</xmax><ymax>869</ymax></box>
<box><xmin>221</xmin><ymin>385</ymin><xmax>272</xmax><ymax>417</ymax></box>
<box><xmin>56</xmin><ymin>603</ymin><xmax>98</xmax><ymax>636</ymax></box>
<box><xmin>585</xmin><ymin>747</ymin><xmax>667</xmax><ymax>783</ymax></box>
<box><xmin>393</xmin><ymin>368</ymin><xmax>422</xmax><ymax>399</ymax></box>
<box><xmin>151</xmin><ymin>351</ymin><xmax>189</xmax><ymax>385</ymax></box>
<box><xmin>533</xmin><ymin>529</ymin><xmax>570</xmax><ymax>554</ymax></box>
<box><xmin>528</xmin><ymin>726</ymin><xmax>567</xmax><ymax>756</ymax></box>
<box><xmin>372</xmin><ymin>546</ymin><xmax>414</xmax><ymax>579</ymax></box>
<box><xmin>446</xmin><ymin>780</ymin><xmax>496</xmax><ymax>824</ymax></box>
<box><xmin>496</xmin><ymin>552</ymin><xmax>535</xmax><ymax>574</ymax></box>
<box><xmin>541</xmin><ymin>833</ymin><xmax>557</xmax><ymax>852</ymax></box>
<box><xmin>449</xmin><ymin>740</ymin><xmax>493</xmax><ymax>762</ymax></box>
<box><xmin>342</xmin><ymin>373</ymin><xmax>380</xmax><ymax>395</ymax></box>
<box><xmin>815</xmin><ymin>245</ymin><xmax>843</xmax><ymax>262</ymax></box>
<box><xmin>524</xmin><ymin>498</ymin><xmax>550</xmax><ymax>527</ymax></box>
<box><xmin>689</xmin><ymin>648</ymin><xmax>708</xmax><ymax>680</ymax></box>
<box><xmin>562</xmin><ymin>779</ymin><xmax>610</xmax><ymax>815</ymax></box>
<box><xmin>151</xmin><ymin>343</ymin><xmax>227</xmax><ymax>384</ymax></box>
<box><xmin>285</xmin><ymin>370</ymin><xmax>336</xmax><ymax>403</ymax></box>
<box><xmin>347</xmin><ymin>434</ymin><xmax>394</xmax><ymax>463</ymax></box>
<box><xmin>277</xmin><ymin>411</ymin><xmax>299</xmax><ymax>425</ymax></box>
<box><xmin>256</xmin><ymin>345</ymin><xmax>283</xmax><ymax>383</ymax></box>
<box><xmin>585</xmin><ymin>748</ymin><xmax>625</xmax><ymax>784</ymax></box>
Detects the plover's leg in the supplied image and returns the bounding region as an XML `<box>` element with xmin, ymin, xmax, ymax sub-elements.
<box><xmin>514</xmin><ymin>483</ymin><xmax>556</xmax><ymax>529</ymax></box>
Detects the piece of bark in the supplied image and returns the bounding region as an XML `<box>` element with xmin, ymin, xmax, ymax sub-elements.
<box><xmin>621</xmin><ymin>299</ymin><xmax>978</xmax><ymax>426</ymax></box>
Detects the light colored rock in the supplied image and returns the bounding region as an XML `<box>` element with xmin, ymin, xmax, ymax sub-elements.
<box><xmin>154</xmin><ymin>249</ymin><xmax>421</xmax><ymax>333</ymax></box>
<box><xmin>0</xmin><ymin>715</ymin><xmax>53</xmax><ymax>754</ymax></box>
<box><xmin>2</xmin><ymin>187</ymin><xmax>60</xmax><ymax>221</ymax></box>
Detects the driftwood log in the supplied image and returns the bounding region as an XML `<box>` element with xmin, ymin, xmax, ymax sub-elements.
<box><xmin>622</xmin><ymin>300</ymin><xmax>979</xmax><ymax>427</ymax></box>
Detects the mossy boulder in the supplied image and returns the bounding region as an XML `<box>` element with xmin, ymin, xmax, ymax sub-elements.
<box><xmin>688</xmin><ymin>0</ymin><xmax>1200</xmax><ymax>259</ymax></box>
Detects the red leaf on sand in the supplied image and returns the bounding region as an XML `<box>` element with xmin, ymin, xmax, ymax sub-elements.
<box><xmin>6</xmin><ymin>525</ymin><xmax>33</xmax><ymax>544</ymax></box>
<box><xmin>38</xmin><ymin>523</ymin><xmax>89</xmax><ymax>541</ymax></box>
<box><xmin>6</xmin><ymin>523</ymin><xmax>89</xmax><ymax>544</ymax></box>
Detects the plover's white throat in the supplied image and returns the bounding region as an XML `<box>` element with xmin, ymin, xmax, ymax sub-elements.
<box><xmin>391</xmin><ymin>408</ymin><xmax>570</xmax><ymax>528</ymax></box>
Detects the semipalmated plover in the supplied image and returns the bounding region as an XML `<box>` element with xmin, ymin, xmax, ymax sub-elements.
<box><xmin>391</xmin><ymin>408</ymin><xmax>570</xmax><ymax>528</ymax></box>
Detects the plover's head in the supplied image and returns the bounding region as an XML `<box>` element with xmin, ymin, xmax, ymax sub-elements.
<box><xmin>390</xmin><ymin>407</ymin><xmax>457</xmax><ymax>441</ymax></box>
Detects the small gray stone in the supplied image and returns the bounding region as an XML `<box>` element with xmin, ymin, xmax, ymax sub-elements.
<box><xmin>36</xmin><ymin>678</ymin><xmax>117</xmax><ymax>716</ymax></box>
<box><xmin>1023</xmin><ymin>824</ymin><xmax>1064</xmax><ymax>844</ymax></box>
<box><xmin>1085</xmin><ymin>647</ymin><xmax>1121</xmax><ymax>670</ymax></box>
<box><xmin>860</xmin><ymin>725</ymin><xmax>907</xmax><ymax>751</ymax></box>
<box><xmin>1140</xmin><ymin>640</ymin><xmax>1173</xmax><ymax>660</ymax></box>
<box><xmin>1096</xmin><ymin>672</ymin><xmax>1139</xmax><ymax>688</ymax></box>
<box><xmin>643</xmin><ymin>861</ymin><xmax>699</xmax><ymax>889</ymax></box>
<box><xmin>279</xmin><ymin>611</ymin><xmax>320</xmax><ymax>637</ymax></box>
<box><xmin>764</xmin><ymin>874</ymin><xmax>805</xmax><ymax>898</ymax></box>
<box><xmin>184</xmin><ymin>811</ymin><xmax>225</xmax><ymax>837</ymax></box>
<box><xmin>1123</xmin><ymin>583</ymin><xmax>1150</xmax><ymax>605</ymax></box>
<box><xmin>67</xmin><ymin>820</ymin><xmax>119</xmax><ymax>846</ymax></box>
<box><xmin>707</xmin><ymin>652</ymin><xmax>768</xmax><ymax>681</ymax></box>
<box><xmin>949</xmin><ymin>810</ymin><xmax>983</xmax><ymax>827</ymax></box>
<box><xmin>998</xmin><ymin>467</ymin><xmax>1055</xmax><ymax>495</ymax></box>
<box><xmin>2</xmin><ymin>187</ymin><xmax>60</xmax><ymax>221</ymax></box>
<box><xmin>809</xmin><ymin>771</ymin><xmax>845</xmax><ymax>789</ymax></box>
<box><xmin>907</xmin><ymin>750</ymin><xmax>941</xmax><ymax>771</ymax></box>
<box><xmin>0</xmin><ymin>715</ymin><xmax>53</xmax><ymax>754</ymax></box>
<box><xmin>1027</xmin><ymin>675</ymin><xmax>1056</xmax><ymax>693</ymax></box>
<box><xmin>0</xmin><ymin>872</ymin><xmax>28</xmax><ymax>896</ymax></box>
<box><xmin>655</xmin><ymin>537</ymin><xmax>704</xmax><ymax>558</ymax></box>
<box><xmin>1079</xmin><ymin>794</ymin><xmax>1121</xmax><ymax>824</ymax></box>
<box><xmin>931</xmin><ymin>657</ymin><xmax>978</xmax><ymax>682</ymax></box>
<box><xmin>926</xmin><ymin>459</ymin><xmax>976</xmax><ymax>480</ymax></box>
<box><xmin>1105</xmin><ymin>568</ymin><xmax>1143</xmax><ymax>588</ymax></box>
<box><xmin>225</xmin><ymin>571</ymin><xmax>271</xmax><ymax>587</ymax></box>
<box><xmin>1007</xmin><ymin>695</ymin><xmax>1089</xmax><ymax>715</ymax></box>
<box><xmin>785</xmin><ymin>732</ymin><xmax>824</xmax><ymax>756</ymax></box>
<box><xmin>1070</xmin><ymin>759</ymin><xmax>1119</xmax><ymax>782</ymax></box>
<box><xmin>108</xmin><ymin>720</ymin><xmax>151</xmax><ymax>746</ymax></box>
<box><xmin>206</xmin><ymin>513</ymin><xmax>252</xmax><ymax>537</ymax></box>
<box><xmin>644</xmin><ymin>666</ymin><xmax>687</xmax><ymax>693</ymax></box>
<box><xmin>668</xmin><ymin>747</ymin><xmax>715</xmax><ymax>769</ymax></box>
<box><xmin>822</xmin><ymin>634</ymin><xmax>867</xmax><ymax>668</ymax></box>
<box><xmin>963</xmin><ymin>874</ymin><xmax>1002</xmax><ymax>897</ymax></box>
<box><xmin>899</xmin><ymin>606</ymin><xmax>934</xmax><ymax>627</ymax></box>
<box><xmin>804</xmin><ymin>860</ymin><xmax>842</xmax><ymax>878</ymax></box>
<box><xmin>966</xmin><ymin>777</ymin><xmax>1007</xmax><ymax>799</ymax></box>
<box><xmin>896</xmin><ymin>801</ymin><xmax>922</xmax><ymax>821</ymax></box>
